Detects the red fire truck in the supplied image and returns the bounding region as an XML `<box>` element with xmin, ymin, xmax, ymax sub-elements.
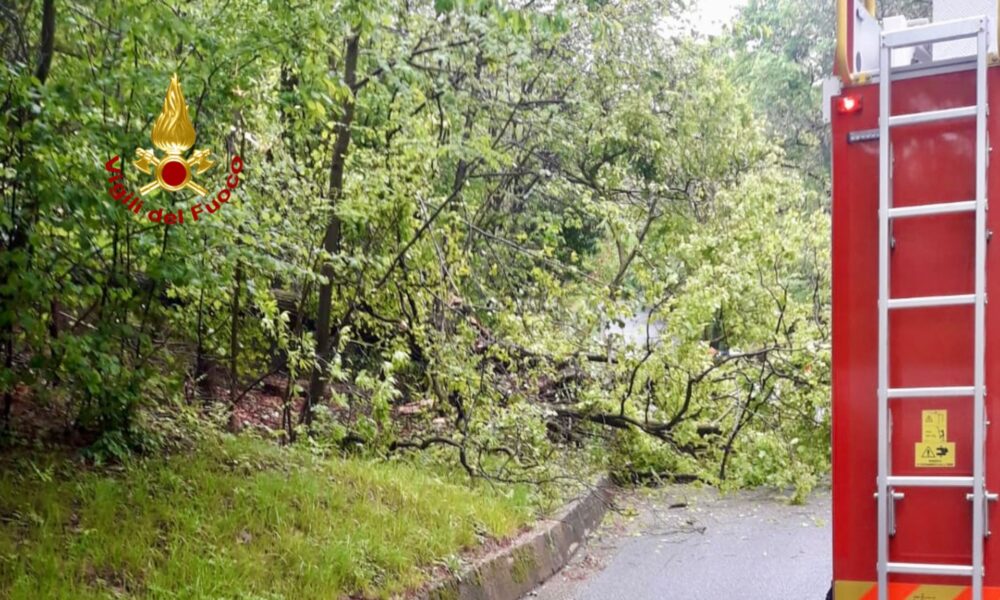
<box><xmin>828</xmin><ymin>1</ymin><xmax>1000</xmax><ymax>598</ymax></box>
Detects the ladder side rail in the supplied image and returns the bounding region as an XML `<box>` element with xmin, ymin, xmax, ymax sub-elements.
<box><xmin>972</xmin><ymin>22</ymin><xmax>989</xmax><ymax>600</ymax></box>
<box><xmin>877</xmin><ymin>39</ymin><xmax>892</xmax><ymax>600</ymax></box>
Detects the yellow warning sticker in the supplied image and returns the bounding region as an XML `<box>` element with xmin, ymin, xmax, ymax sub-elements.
<box><xmin>922</xmin><ymin>410</ymin><xmax>947</xmax><ymax>442</ymax></box>
<box><xmin>916</xmin><ymin>409</ymin><xmax>955</xmax><ymax>468</ymax></box>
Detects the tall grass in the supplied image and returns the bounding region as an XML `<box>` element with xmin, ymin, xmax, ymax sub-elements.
<box><xmin>0</xmin><ymin>437</ymin><xmax>535</xmax><ymax>599</ymax></box>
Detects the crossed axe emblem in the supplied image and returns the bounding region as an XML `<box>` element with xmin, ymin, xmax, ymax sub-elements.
<box><xmin>133</xmin><ymin>148</ymin><xmax>215</xmax><ymax>196</ymax></box>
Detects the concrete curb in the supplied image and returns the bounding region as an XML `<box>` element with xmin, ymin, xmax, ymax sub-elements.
<box><xmin>422</xmin><ymin>477</ymin><xmax>614</xmax><ymax>600</ymax></box>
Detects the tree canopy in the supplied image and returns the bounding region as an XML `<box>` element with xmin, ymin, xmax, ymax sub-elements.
<box><xmin>2</xmin><ymin>0</ymin><xmax>834</xmax><ymax>495</ymax></box>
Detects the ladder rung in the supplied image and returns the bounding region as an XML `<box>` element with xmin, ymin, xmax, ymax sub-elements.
<box><xmin>888</xmin><ymin>106</ymin><xmax>977</xmax><ymax>128</ymax></box>
<box><xmin>887</xmin><ymin>562</ymin><xmax>974</xmax><ymax>577</ymax></box>
<box><xmin>887</xmin><ymin>386</ymin><xmax>975</xmax><ymax>398</ymax></box>
<box><xmin>887</xmin><ymin>476</ymin><xmax>974</xmax><ymax>488</ymax></box>
<box><xmin>887</xmin><ymin>294</ymin><xmax>975</xmax><ymax>309</ymax></box>
<box><xmin>882</xmin><ymin>16</ymin><xmax>985</xmax><ymax>48</ymax></box>
<box><xmin>887</xmin><ymin>200</ymin><xmax>977</xmax><ymax>219</ymax></box>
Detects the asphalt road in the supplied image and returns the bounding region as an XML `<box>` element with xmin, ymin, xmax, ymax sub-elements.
<box><xmin>525</xmin><ymin>485</ymin><xmax>832</xmax><ymax>600</ymax></box>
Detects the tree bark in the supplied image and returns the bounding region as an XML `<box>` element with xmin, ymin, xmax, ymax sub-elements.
<box><xmin>34</xmin><ymin>0</ymin><xmax>56</xmax><ymax>84</ymax></box>
<box><xmin>301</xmin><ymin>33</ymin><xmax>360</xmax><ymax>426</ymax></box>
<box><xmin>228</xmin><ymin>263</ymin><xmax>243</xmax><ymax>432</ymax></box>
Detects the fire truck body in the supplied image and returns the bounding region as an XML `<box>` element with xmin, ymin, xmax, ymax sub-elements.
<box><xmin>830</xmin><ymin>1</ymin><xmax>1000</xmax><ymax>599</ymax></box>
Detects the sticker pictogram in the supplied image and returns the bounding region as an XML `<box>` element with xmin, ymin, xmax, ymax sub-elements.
<box><xmin>915</xmin><ymin>409</ymin><xmax>955</xmax><ymax>468</ymax></box>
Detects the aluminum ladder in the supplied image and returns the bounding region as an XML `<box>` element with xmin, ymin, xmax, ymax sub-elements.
<box><xmin>876</xmin><ymin>15</ymin><xmax>992</xmax><ymax>600</ymax></box>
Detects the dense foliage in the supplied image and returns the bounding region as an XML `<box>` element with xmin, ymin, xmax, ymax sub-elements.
<box><xmin>2</xmin><ymin>0</ymin><xmax>836</xmax><ymax>495</ymax></box>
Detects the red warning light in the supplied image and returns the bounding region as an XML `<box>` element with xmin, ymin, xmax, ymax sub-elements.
<box><xmin>836</xmin><ymin>95</ymin><xmax>862</xmax><ymax>114</ymax></box>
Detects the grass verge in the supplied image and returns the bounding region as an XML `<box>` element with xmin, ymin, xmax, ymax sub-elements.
<box><xmin>0</xmin><ymin>436</ymin><xmax>536</xmax><ymax>599</ymax></box>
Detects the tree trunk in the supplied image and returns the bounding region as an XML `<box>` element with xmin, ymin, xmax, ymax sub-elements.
<box><xmin>301</xmin><ymin>33</ymin><xmax>360</xmax><ymax>427</ymax></box>
<box><xmin>228</xmin><ymin>263</ymin><xmax>243</xmax><ymax>432</ymax></box>
<box><xmin>35</xmin><ymin>0</ymin><xmax>56</xmax><ymax>84</ymax></box>
<box><xmin>1</xmin><ymin>334</ymin><xmax>12</xmax><ymax>435</ymax></box>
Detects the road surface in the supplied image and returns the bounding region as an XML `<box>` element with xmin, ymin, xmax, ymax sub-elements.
<box><xmin>525</xmin><ymin>485</ymin><xmax>831</xmax><ymax>600</ymax></box>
